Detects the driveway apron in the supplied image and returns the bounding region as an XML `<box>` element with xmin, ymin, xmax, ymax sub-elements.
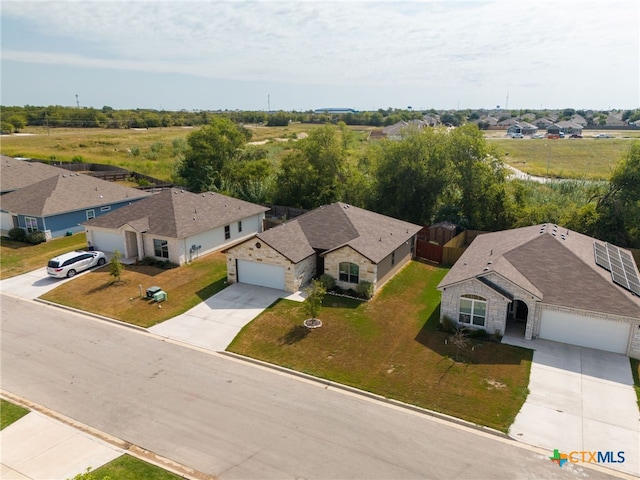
<box><xmin>505</xmin><ymin>337</ymin><xmax>640</xmax><ymax>476</ymax></box>
<box><xmin>149</xmin><ymin>282</ymin><xmax>303</xmax><ymax>351</ymax></box>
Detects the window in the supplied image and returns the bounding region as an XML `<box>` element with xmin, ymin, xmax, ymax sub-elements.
<box><xmin>339</xmin><ymin>262</ymin><xmax>359</xmax><ymax>284</ymax></box>
<box><xmin>100</xmin><ymin>206</ymin><xmax>111</xmax><ymax>212</ymax></box>
<box><xmin>224</xmin><ymin>225</ymin><xmax>231</xmax><ymax>240</ymax></box>
<box><xmin>391</xmin><ymin>251</ymin><xmax>396</xmax><ymax>266</ymax></box>
<box><xmin>153</xmin><ymin>239</ymin><xmax>169</xmax><ymax>259</ymax></box>
<box><xmin>459</xmin><ymin>294</ymin><xmax>487</xmax><ymax>327</ymax></box>
<box><xmin>25</xmin><ymin>217</ymin><xmax>38</xmax><ymax>233</ymax></box>
<box><xmin>86</xmin><ymin>209</ymin><xmax>95</xmax><ymax>220</ymax></box>
<box><xmin>237</xmin><ymin>221</ymin><xmax>242</xmax><ymax>233</ymax></box>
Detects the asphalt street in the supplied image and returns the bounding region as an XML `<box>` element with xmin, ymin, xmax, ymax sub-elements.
<box><xmin>0</xmin><ymin>294</ymin><xmax>620</xmax><ymax>480</ymax></box>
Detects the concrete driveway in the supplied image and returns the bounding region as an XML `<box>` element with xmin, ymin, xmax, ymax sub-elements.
<box><xmin>505</xmin><ymin>337</ymin><xmax>639</xmax><ymax>476</ymax></box>
<box><xmin>0</xmin><ymin>268</ymin><xmax>74</xmax><ymax>300</ymax></box>
<box><xmin>149</xmin><ymin>282</ymin><xmax>304</xmax><ymax>351</ymax></box>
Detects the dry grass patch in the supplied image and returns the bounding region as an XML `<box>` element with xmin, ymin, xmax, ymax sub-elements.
<box><xmin>229</xmin><ymin>261</ymin><xmax>532</xmax><ymax>432</ymax></box>
<box><xmin>40</xmin><ymin>252</ymin><xmax>227</xmax><ymax>327</ymax></box>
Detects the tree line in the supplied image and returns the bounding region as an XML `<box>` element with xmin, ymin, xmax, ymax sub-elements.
<box><xmin>177</xmin><ymin>118</ymin><xmax>640</xmax><ymax>248</ymax></box>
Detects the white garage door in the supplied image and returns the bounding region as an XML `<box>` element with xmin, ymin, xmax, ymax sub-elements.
<box><xmin>90</xmin><ymin>230</ymin><xmax>125</xmax><ymax>255</ymax></box>
<box><xmin>237</xmin><ymin>260</ymin><xmax>286</xmax><ymax>290</ymax></box>
<box><xmin>539</xmin><ymin>310</ymin><xmax>630</xmax><ymax>354</ymax></box>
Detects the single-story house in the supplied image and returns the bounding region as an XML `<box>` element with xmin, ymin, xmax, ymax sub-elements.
<box><xmin>506</xmin><ymin>122</ymin><xmax>538</xmax><ymax>136</ymax></box>
<box><xmin>0</xmin><ymin>173</ymin><xmax>151</xmax><ymax>239</ymax></box>
<box><xmin>382</xmin><ymin>120</ymin><xmax>426</xmax><ymax>140</ymax></box>
<box><xmin>224</xmin><ymin>202</ymin><xmax>422</xmax><ymax>293</ymax></box>
<box><xmin>84</xmin><ymin>188</ymin><xmax>269</xmax><ymax>265</ymax></box>
<box><xmin>437</xmin><ymin>224</ymin><xmax>640</xmax><ymax>358</ymax></box>
<box><xmin>548</xmin><ymin>121</ymin><xmax>583</xmax><ymax>136</ymax></box>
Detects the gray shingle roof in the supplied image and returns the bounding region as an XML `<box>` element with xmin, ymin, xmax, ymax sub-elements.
<box><xmin>438</xmin><ymin>224</ymin><xmax>640</xmax><ymax>318</ymax></box>
<box><xmin>0</xmin><ymin>156</ymin><xmax>69</xmax><ymax>193</ymax></box>
<box><xmin>84</xmin><ymin>188</ymin><xmax>269</xmax><ymax>238</ymax></box>
<box><xmin>0</xmin><ymin>173</ymin><xmax>151</xmax><ymax>216</ymax></box>
<box><xmin>257</xmin><ymin>203</ymin><xmax>422</xmax><ymax>264</ymax></box>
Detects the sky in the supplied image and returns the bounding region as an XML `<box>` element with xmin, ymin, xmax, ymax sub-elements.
<box><xmin>1</xmin><ymin>0</ymin><xmax>639</xmax><ymax>112</ymax></box>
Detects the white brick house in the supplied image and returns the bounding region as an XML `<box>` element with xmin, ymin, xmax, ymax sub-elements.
<box><xmin>437</xmin><ymin>224</ymin><xmax>640</xmax><ymax>358</ymax></box>
<box><xmin>224</xmin><ymin>203</ymin><xmax>421</xmax><ymax>294</ymax></box>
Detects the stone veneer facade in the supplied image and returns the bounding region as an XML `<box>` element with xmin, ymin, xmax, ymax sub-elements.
<box><xmin>440</xmin><ymin>274</ymin><xmax>640</xmax><ymax>359</ymax></box>
<box><xmin>323</xmin><ymin>246</ymin><xmax>377</xmax><ymax>291</ymax></box>
<box><xmin>225</xmin><ymin>239</ymin><xmax>315</xmax><ymax>292</ymax></box>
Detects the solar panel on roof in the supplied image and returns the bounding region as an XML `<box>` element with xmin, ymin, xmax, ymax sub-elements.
<box><xmin>605</xmin><ymin>242</ymin><xmax>640</xmax><ymax>297</ymax></box>
<box><xmin>593</xmin><ymin>242</ymin><xmax>611</xmax><ymax>270</ymax></box>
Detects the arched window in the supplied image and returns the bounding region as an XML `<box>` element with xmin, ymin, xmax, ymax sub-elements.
<box><xmin>459</xmin><ymin>294</ymin><xmax>487</xmax><ymax>327</ymax></box>
<box><xmin>339</xmin><ymin>262</ymin><xmax>359</xmax><ymax>284</ymax></box>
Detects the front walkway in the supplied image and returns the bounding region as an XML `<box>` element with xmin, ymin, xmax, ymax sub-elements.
<box><xmin>149</xmin><ymin>282</ymin><xmax>305</xmax><ymax>351</ymax></box>
<box><xmin>503</xmin><ymin>335</ymin><xmax>640</xmax><ymax>476</ymax></box>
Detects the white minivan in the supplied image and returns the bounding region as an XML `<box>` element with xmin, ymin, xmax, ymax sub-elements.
<box><xmin>47</xmin><ymin>250</ymin><xmax>106</xmax><ymax>278</ymax></box>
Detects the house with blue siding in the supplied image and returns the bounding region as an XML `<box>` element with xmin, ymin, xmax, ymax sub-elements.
<box><xmin>0</xmin><ymin>173</ymin><xmax>151</xmax><ymax>240</ymax></box>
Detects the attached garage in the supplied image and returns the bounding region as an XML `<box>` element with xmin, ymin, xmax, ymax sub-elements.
<box><xmin>89</xmin><ymin>229</ymin><xmax>125</xmax><ymax>255</ymax></box>
<box><xmin>539</xmin><ymin>310</ymin><xmax>630</xmax><ymax>354</ymax></box>
<box><xmin>237</xmin><ymin>260</ymin><xmax>285</xmax><ymax>290</ymax></box>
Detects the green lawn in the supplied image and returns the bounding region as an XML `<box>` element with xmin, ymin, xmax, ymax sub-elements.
<box><xmin>0</xmin><ymin>399</ymin><xmax>30</xmax><ymax>430</ymax></box>
<box><xmin>229</xmin><ymin>261</ymin><xmax>533</xmax><ymax>432</ymax></box>
<box><xmin>72</xmin><ymin>455</ymin><xmax>181</xmax><ymax>480</ymax></box>
<box><xmin>40</xmin><ymin>252</ymin><xmax>228</xmax><ymax>327</ymax></box>
<box><xmin>0</xmin><ymin>233</ymin><xmax>88</xmax><ymax>280</ymax></box>
<box><xmin>631</xmin><ymin>359</ymin><xmax>640</xmax><ymax>410</ymax></box>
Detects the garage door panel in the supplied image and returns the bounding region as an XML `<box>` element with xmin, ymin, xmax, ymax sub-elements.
<box><xmin>237</xmin><ymin>260</ymin><xmax>285</xmax><ymax>290</ymax></box>
<box><xmin>540</xmin><ymin>310</ymin><xmax>630</xmax><ymax>354</ymax></box>
<box><xmin>90</xmin><ymin>230</ymin><xmax>125</xmax><ymax>254</ymax></box>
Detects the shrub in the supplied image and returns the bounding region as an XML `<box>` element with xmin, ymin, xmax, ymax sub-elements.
<box><xmin>468</xmin><ymin>328</ymin><xmax>488</xmax><ymax>339</ymax></box>
<box><xmin>71</xmin><ymin>155</ymin><xmax>85</xmax><ymax>163</ymax></box>
<box><xmin>8</xmin><ymin>227</ymin><xmax>27</xmax><ymax>242</ymax></box>
<box><xmin>130</xmin><ymin>146</ymin><xmax>141</xmax><ymax>157</ymax></box>
<box><xmin>440</xmin><ymin>315</ymin><xmax>458</xmax><ymax>334</ymax></box>
<box><xmin>318</xmin><ymin>274</ymin><xmax>336</xmax><ymax>291</ymax></box>
<box><xmin>356</xmin><ymin>280</ymin><xmax>374</xmax><ymax>300</ymax></box>
<box><xmin>1</xmin><ymin>122</ymin><xmax>14</xmax><ymax>134</ymax></box>
<box><xmin>26</xmin><ymin>230</ymin><xmax>46</xmax><ymax>245</ymax></box>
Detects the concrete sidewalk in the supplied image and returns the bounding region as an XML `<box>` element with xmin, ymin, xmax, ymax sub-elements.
<box><xmin>1</xmin><ymin>411</ymin><xmax>123</xmax><ymax>479</ymax></box>
<box><xmin>505</xmin><ymin>336</ymin><xmax>640</xmax><ymax>476</ymax></box>
<box><xmin>149</xmin><ymin>282</ymin><xmax>304</xmax><ymax>351</ymax></box>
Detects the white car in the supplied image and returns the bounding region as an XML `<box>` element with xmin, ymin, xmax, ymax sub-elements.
<box><xmin>47</xmin><ymin>250</ymin><xmax>107</xmax><ymax>278</ymax></box>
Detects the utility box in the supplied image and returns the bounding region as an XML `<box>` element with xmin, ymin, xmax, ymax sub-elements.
<box><xmin>146</xmin><ymin>286</ymin><xmax>162</xmax><ymax>298</ymax></box>
<box><xmin>153</xmin><ymin>290</ymin><xmax>167</xmax><ymax>302</ymax></box>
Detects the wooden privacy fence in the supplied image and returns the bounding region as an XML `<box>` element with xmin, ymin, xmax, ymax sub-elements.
<box><xmin>416</xmin><ymin>229</ymin><xmax>486</xmax><ymax>266</ymax></box>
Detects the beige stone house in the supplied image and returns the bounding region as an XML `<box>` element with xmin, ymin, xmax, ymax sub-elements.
<box><xmin>437</xmin><ymin>224</ymin><xmax>640</xmax><ymax>358</ymax></box>
<box><xmin>224</xmin><ymin>203</ymin><xmax>421</xmax><ymax>294</ymax></box>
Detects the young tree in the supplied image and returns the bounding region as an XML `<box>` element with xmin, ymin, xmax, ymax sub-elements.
<box><xmin>303</xmin><ymin>279</ymin><xmax>326</xmax><ymax>321</ymax></box>
<box><xmin>177</xmin><ymin>117</ymin><xmax>252</xmax><ymax>192</ymax></box>
<box><xmin>109</xmin><ymin>250</ymin><xmax>123</xmax><ymax>283</ymax></box>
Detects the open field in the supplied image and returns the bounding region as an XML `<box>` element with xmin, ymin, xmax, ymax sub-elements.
<box><xmin>490</xmin><ymin>135</ymin><xmax>636</xmax><ymax>180</ymax></box>
<box><xmin>1</xmin><ymin>126</ymin><xmax>634</xmax><ymax>181</ymax></box>
<box><xmin>229</xmin><ymin>261</ymin><xmax>532</xmax><ymax>432</ymax></box>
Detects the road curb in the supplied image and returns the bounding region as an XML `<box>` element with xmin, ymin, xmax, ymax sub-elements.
<box><xmin>219</xmin><ymin>350</ymin><xmax>509</xmax><ymax>440</ymax></box>
<box><xmin>33</xmin><ymin>297</ymin><xmax>148</xmax><ymax>332</ymax></box>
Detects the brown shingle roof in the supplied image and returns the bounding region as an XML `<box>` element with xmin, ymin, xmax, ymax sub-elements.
<box><xmin>84</xmin><ymin>189</ymin><xmax>269</xmax><ymax>238</ymax></box>
<box><xmin>438</xmin><ymin>224</ymin><xmax>640</xmax><ymax>318</ymax></box>
<box><xmin>0</xmin><ymin>156</ymin><xmax>69</xmax><ymax>193</ymax></box>
<box><xmin>257</xmin><ymin>203</ymin><xmax>422</xmax><ymax>264</ymax></box>
<box><xmin>0</xmin><ymin>173</ymin><xmax>151</xmax><ymax>216</ymax></box>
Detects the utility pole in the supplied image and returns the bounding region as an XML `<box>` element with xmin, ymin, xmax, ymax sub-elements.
<box><xmin>268</xmin><ymin>94</ymin><xmax>270</xmax><ymax>113</ymax></box>
<box><xmin>75</xmin><ymin>94</ymin><xmax>80</xmax><ymax>108</ymax></box>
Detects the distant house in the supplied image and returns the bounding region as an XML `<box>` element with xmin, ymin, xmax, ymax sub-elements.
<box><xmin>437</xmin><ymin>224</ymin><xmax>640</xmax><ymax>358</ymax></box>
<box><xmin>570</xmin><ymin>114</ymin><xmax>588</xmax><ymax>126</ymax></box>
<box><xmin>535</xmin><ymin>118</ymin><xmax>554</xmax><ymax>129</ymax></box>
<box><xmin>605</xmin><ymin>113</ymin><xmax>625</xmax><ymax>127</ymax></box>
<box><xmin>382</xmin><ymin>120</ymin><xmax>426</xmax><ymax>140</ymax></box>
<box><xmin>224</xmin><ymin>203</ymin><xmax>421</xmax><ymax>293</ymax></box>
<box><xmin>84</xmin><ymin>189</ymin><xmax>268</xmax><ymax>265</ymax></box>
<box><xmin>0</xmin><ymin>173</ymin><xmax>150</xmax><ymax>239</ymax></box>
<box><xmin>507</xmin><ymin>122</ymin><xmax>538</xmax><ymax>136</ymax></box>
<box><xmin>548</xmin><ymin>121</ymin><xmax>583</xmax><ymax>136</ymax></box>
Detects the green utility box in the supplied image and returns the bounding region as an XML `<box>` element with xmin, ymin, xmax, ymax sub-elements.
<box><xmin>153</xmin><ymin>290</ymin><xmax>167</xmax><ymax>302</ymax></box>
